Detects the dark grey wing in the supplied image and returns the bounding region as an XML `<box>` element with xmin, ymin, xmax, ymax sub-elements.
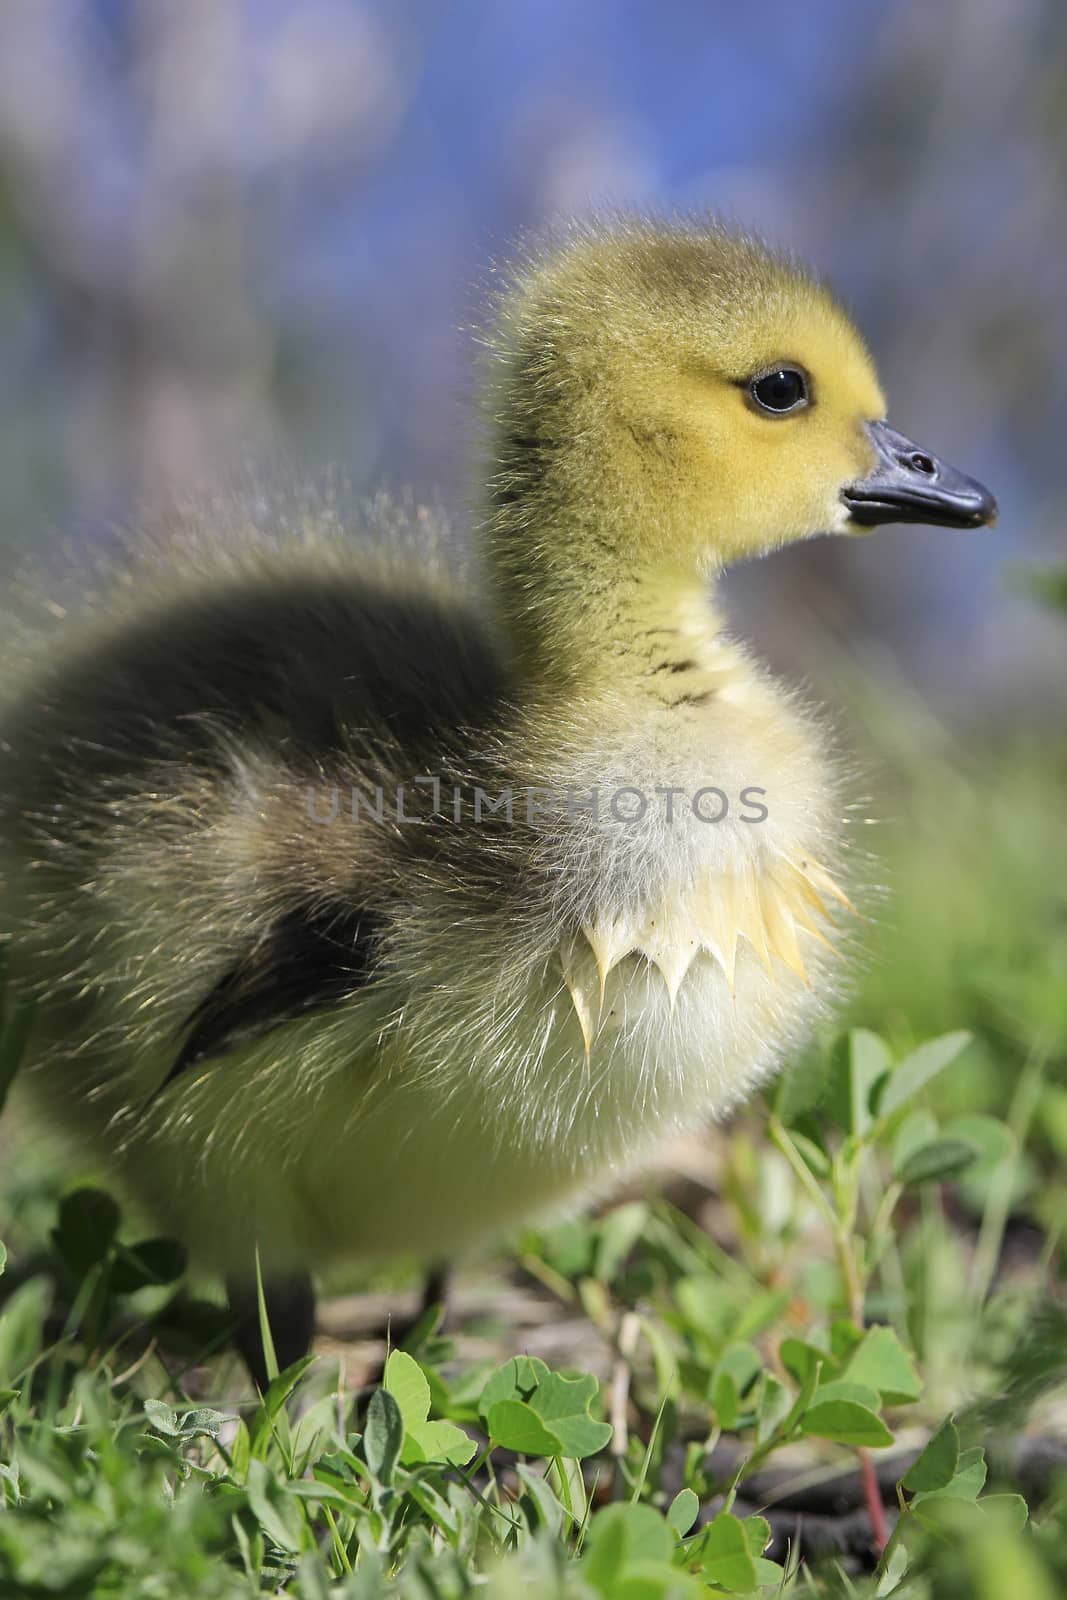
<box><xmin>163</xmin><ymin>901</ymin><xmax>383</xmax><ymax>1089</ymax></box>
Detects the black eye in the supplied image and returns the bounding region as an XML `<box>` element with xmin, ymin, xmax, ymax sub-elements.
<box><xmin>749</xmin><ymin>367</ymin><xmax>809</xmax><ymax>415</ymax></box>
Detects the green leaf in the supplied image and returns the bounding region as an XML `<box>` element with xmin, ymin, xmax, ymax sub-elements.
<box><xmin>0</xmin><ymin>1390</ymin><xmax>19</xmax><ymax>1416</ymax></box>
<box><xmin>364</xmin><ymin>1387</ymin><xmax>404</xmax><ymax>1485</ymax></box>
<box><xmin>530</xmin><ymin>1368</ymin><xmax>613</xmax><ymax>1457</ymax></box>
<box><xmin>711</xmin><ymin>1370</ymin><xmax>739</xmax><ymax>1431</ymax></box>
<box><xmin>245</xmin><ymin>1457</ymin><xmax>305</xmax><ymax>1553</ymax></box>
<box><xmin>667</xmin><ymin>1488</ymin><xmax>699</xmax><ymax>1538</ymax></box>
<box><xmin>229</xmin><ymin>1419</ymin><xmax>251</xmax><ymax>1482</ymax></box>
<box><xmin>249</xmin><ymin>1354</ymin><xmax>316</xmax><ymax>1456</ymax></box>
<box><xmin>0</xmin><ymin>1240</ymin><xmax>5</xmax><ymax>1278</ymax></box>
<box><xmin>940</xmin><ymin>1447</ymin><xmax>987</xmax><ymax>1501</ymax></box>
<box><xmin>800</xmin><ymin>1398</ymin><xmax>894</xmax><ymax>1448</ymax></box>
<box><xmin>896</xmin><ymin>1137</ymin><xmax>979</xmax><ymax>1186</ymax></box>
<box><xmin>755</xmin><ymin>1373</ymin><xmax>793</xmax><ymax>1443</ymax></box>
<box><xmin>583</xmin><ymin>1502</ymin><xmax>674</xmax><ymax>1594</ymax></box>
<box><xmin>478</xmin><ymin>1354</ymin><xmax>546</xmax><ymax>1419</ymax></box>
<box><xmin>910</xmin><ymin>1490</ymin><xmax>983</xmax><ymax>1536</ymax></box>
<box><xmin>711</xmin><ymin>1343</ymin><xmax>761</xmax><ymax>1428</ymax></box>
<box><xmin>772</xmin><ymin>1046</ymin><xmax>837</xmax><ymax>1129</ymax></box>
<box><xmin>383</xmin><ymin>1350</ymin><xmax>475</xmax><ymax>1467</ymax></box>
<box><xmin>384</xmin><ymin>1348</ymin><xmax>430</xmax><ymax>1431</ymax></box>
<box><xmin>180</xmin><ymin>1407</ymin><xmax>232</xmax><ymax>1439</ymax></box>
<box><xmin>716</xmin><ymin>1342</ymin><xmax>762</xmax><ymax>1388</ymax></box>
<box><xmin>811</xmin><ymin>1379</ymin><xmax>883</xmax><ymax>1412</ymax></box>
<box><xmin>582</xmin><ymin>1509</ymin><xmax>626</xmax><ymax>1593</ymax></box>
<box><xmin>779</xmin><ymin>1343</ymin><xmax>824</xmax><ymax>1435</ymax></box>
<box><xmin>779</xmin><ymin>1337</ymin><xmax>832</xmax><ymax>1389</ymax></box>
<box><xmin>830</xmin><ymin>1319</ymin><xmax>865</xmax><ymax>1365</ymax></box>
<box><xmin>405</xmin><ymin>1477</ymin><xmax>461</xmax><ymax>1540</ymax></box>
<box><xmin>253</xmin><ymin>1251</ymin><xmax>279</xmax><ymax>1386</ymax></box>
<box><xmin>876</xmin><ymin>1031</ymin><xmax>972</xmax><ymax>1118</ymax></box>
<box><xmin>515</xmin><ymin>1463</ymin><xmax>567</xmax><ymax>1535</ymax></box>
<box><xmin>902</xmin><ymin>1417</ymin><xmax>959</xmax><ymax>1494</ymax></box>
<box><xmin>478</xmin><ymin>1355</ymin><xmax>611</xmax><ymax>1458</ymax></box>
<box><xmin>942</xmin><ymin>1114</ymin><xmax>1015</xmax><ymax>1171</ymax></box>
<box><xmin>486</xmin><ymin>1399</ymin><xmax>563</xmax><ymax>1457</ymax></box>
<box><xmin>741</xmin><ymin>1515</ymin><xmax>771</xmax><ymax>1556</ymax></box>
<box><xmin>892</xmin><ymin>1110</ymin><xmax>939</xmax><ymax>1175</ymax></box>
<box><xmin>979</xmin><ymin>1493</ymin><xmax>1028</xmax><ymax>1532</ymax></box>
<box><xmin>752</xmin><ymin>1556</ymin><xmax>787</xmax><ymax>1586</ymax></box>
<box><xmin>908</xmin><ymin>1446</ymin><xmax>991</xmax><ymax>1504</ymax></box>
<box><xmin>876</xmin><ymin>1544</ymin><xmax>909</xmax><ymax>1597</ymax></box>
<box><xmin>698</xmin><ymin>1511</ymin><xmax>759</xmax><ymax>1592</ymax></box>
<box><xmin>845</xmin><ymin>1325</ymin><xmax>923</xmax><ymax>1406</ymax></box>
<box><xmin>827</xmin><ymin>1029</ymin><xmax>892</xmax><ymax>1135</ymax></box>
<box><xmin>789</xmin><ymin>1128</ymin><xmax>831</xmax><ymax>1177</ymax></box>
<box><xmin>0</xmin><ymin>1277</ymin><xmax>49</xmax><ymax>1383</ymax></box>
<box><xmin>143</xmin><ymin>1398</ymin><xmax>181</xmax><ymax>1437</ymax></box>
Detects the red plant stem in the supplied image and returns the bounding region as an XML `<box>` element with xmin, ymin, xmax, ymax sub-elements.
<box><xmin>837</xmin><ymin>1227</ymin><xmax>888</xmax><ymax>1552</ymax></box>
<box><xmin>859</xmin><ymin>1446</ymin><xmax>889</xmax><ymax>1552</ymax></box>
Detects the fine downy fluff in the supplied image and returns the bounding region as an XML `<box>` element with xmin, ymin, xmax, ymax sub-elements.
<box><xmin>0</xmin><ymin>218</ymin><xmax>996</xmax><ymax>1363</ymax></box>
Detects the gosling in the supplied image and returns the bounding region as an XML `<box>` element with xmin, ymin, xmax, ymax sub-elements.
<box><xmin>0</xmin><ymin>218</ymin><xmax>996</xmax><ymax>1379</ymax></box>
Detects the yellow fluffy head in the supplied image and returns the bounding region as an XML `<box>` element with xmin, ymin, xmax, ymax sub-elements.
<box><xmin>486</xmin><ymin>217</ymin><xmax>886</xmax><ymax>572</ymax></box>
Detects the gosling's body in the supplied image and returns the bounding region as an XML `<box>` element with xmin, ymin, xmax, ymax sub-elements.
<box><xmin>0</xmin><ymin>219</ymin><xmax>994</xmax><ymax>1315</ymax></box>
<box><xmin>0</xmin><ymin>540</ymin><xmax>840</xmax><ymax>1271</ymax></box>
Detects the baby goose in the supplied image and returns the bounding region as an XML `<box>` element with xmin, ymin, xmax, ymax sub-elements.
<box><xmin>0</xmin><ymin>219</ymin><xmax>995</xmax><ymax>1380</ymax></box>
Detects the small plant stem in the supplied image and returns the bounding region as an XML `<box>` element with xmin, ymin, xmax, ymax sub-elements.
<box><xmin>771</xmin><ymin>1115</ymin><xmax>889</xmax><ymax>1550</ymax></box>
<box><xmin>462</xmin><ymin>1444</ymin><xmax>494</xmax><ymax>1485</ymax></box>
<box><xmin>858</xmin><ymin>1447</ymin><xmax>888</xmax><ymax>1553</ymax></box>
<box><xmin>322</xmin><ymin>1504</ymin><xmax>352</xmax><ymax>1575</ymax></box>
<box><xmin>768</xmin><ymin>1116</ymin><xmax>838</xmax><ymax>1230</ymax></box>
<box><xmin>722</xmin><ymin>1431</ymin><xmax>781</xmax><ymax>1508</ymax></box>
<box><xmin>866</xmin><ymin>1175</ymin><xmax>908</xmax><ymax>1335</ymax></box>
<box><xmin>519</xmin><ymin>1252</ymin><xmax>577</xmax><ymax>1305</ymax></box>
<box><xmin>549</xmin><ymin>1455</ymin><xmax>574</xmax><ymax>1522</ymax></box>
<box><xmin>874</xmin><ymin>1484</ymin><xmax>911</xmax><ymax>1581</ymax></box>
<box><xmin>834</xmin><ymin>1225</ymin><xmax>865</xmax><ymax>1331</ymax></box>
<box><xmin>868</xmin><ymin>1179</ymin><xmax>903</xmax><ymax>1247</ymax></box>
<box><xmin>836</xmin><ymin>1215</ymin><xmax>889</xmax><ymax>1554</ymax></box>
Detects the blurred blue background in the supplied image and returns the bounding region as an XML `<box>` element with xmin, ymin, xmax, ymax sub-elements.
<box><xmin>0</xmin><ymin>0</ymin><xmax>1064</xmax><ymax>714</ymax></box>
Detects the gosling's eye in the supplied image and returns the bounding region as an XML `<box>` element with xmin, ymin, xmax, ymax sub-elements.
<box><xmin>749</xmin><ymin>367</ymin><xmax>809</xmax><ymax>415</ymax></box>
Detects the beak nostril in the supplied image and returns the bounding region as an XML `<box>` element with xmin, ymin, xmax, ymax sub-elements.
<box><xmin>851</xmin><ymin>419</ymin><xmax>995</xmax><ymax>527</ymax></box>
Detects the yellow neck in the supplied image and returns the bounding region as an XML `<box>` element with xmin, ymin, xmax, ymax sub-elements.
<box><xmin>490</xmin><ymin>543</ymin><xmax>727</xmax><ymax>707</ymax></box>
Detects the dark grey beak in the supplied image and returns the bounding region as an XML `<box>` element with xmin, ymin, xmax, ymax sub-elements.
<box><xmin>841</xmin><ymin>420</ymin><xmax>998</xmax><ymax>530</ymax></box>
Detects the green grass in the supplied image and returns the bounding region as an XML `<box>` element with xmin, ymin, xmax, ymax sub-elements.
<box><xmin>2</xmin><ymin>586</ymin><xmax>1066</xmax><ymax>1597</ymax></box>
<box><xmin>1</xmin><ymin>1014</ymin><xmax>1064</xmax><ymax>1598</ymax></box>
